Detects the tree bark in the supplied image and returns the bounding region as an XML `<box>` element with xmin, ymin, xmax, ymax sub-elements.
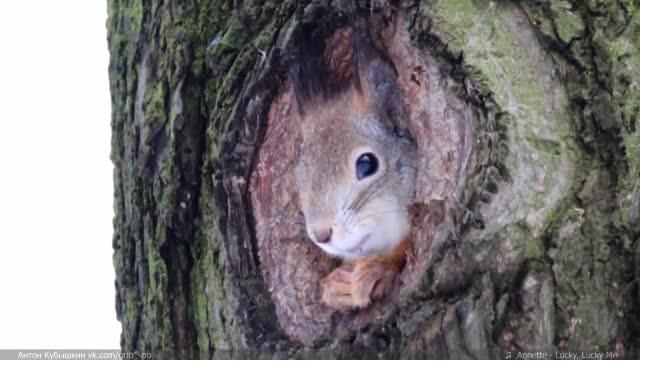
<box><xmin>107</xmin><ymin>0</ymin><xmax>639</xmax><ymax>359</ymax></box>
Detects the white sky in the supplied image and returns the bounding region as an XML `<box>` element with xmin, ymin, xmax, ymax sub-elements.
<box><xmin>0</xmin><ymin>2</ymin><xmax>121</xmax><ymax>348</ymax></box>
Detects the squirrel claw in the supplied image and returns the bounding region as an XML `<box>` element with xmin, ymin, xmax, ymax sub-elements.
<box><xmin>320</xmin><ymin>264</ymin><xmax>356</xmax><ymax>311</ymax></box>
<box><xmin>321</xmin><ymin>259</ymin><xmax>399</xmax><ymax>311</ymax></box>
<box><xmin>352</xmin><ymin>260</ymin><xmax>398</xmax><ymax>306</ymax></box>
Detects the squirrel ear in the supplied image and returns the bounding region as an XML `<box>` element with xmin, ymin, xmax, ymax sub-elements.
<box><xmin>289</xmin><ymin>26</ymin><xmax>329</xmax><ymax>117</ymax></box>
<box><xmin>352</xmin><ymin>39</ymin><xmax>411</xmax><ymax>137</ymax></box>
<box><xmin>350</xmin><ymin>19</ymin><xmax>401</xmax><ymax>113</ymax></box>
<box><xmin>363</xmin><ymin>58</ymin><xmax>400</xmax><ymax>109</ymax></box>
<box><xmin>349</xmin><ymin>59</ymin><xmax>397</xmax><ymax>114</ymax></box>
<box><xmin>290</xmin><ymin>60</ymin><xmax>327</xmax><ymax>117</ymax></box>
<box><xmin>289</xmin><ymin>63</ymin><xmax>312</xmax><ymax>117</ymax></box>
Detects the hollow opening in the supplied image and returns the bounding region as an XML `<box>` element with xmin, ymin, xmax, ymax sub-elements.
<box><xmin>249</xmin><ymin>10</ymin><xmax>482</xmax><ymax>345</ymax></box>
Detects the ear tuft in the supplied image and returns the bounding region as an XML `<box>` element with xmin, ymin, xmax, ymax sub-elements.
<box><xmin>352</xmin><ymin>42</ymin><xmax>409</xmax><ymax>135</ymax></box>
<box><xmin>349</xmin><ymin>16</ymin><xmax>403</xmax><ymax>121</ymax></box>
<box><xmin>289</xmin><ymin>26</ymin><xmax>330</xmax><ymax>116</ymax></box>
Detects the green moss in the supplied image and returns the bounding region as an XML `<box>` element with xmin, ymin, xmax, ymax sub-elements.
<box><xmin>144</xmin><ymin>82</ymin><xmax>168</xmax><ymax>127</ymax></box>
<box><xmin>129</xmin><ymin>0</ymin><xmax>144</xmax><ymax>32</ymax></box>
<box><xmin>190</xmin><ymin>167</ymin><xmax>235</xmax><ymax>354</ymax></box>
<box><xmin>428</xmin><ymin>0</ymin><xmax>638</xmax><ymax>355</ymax></box>
<box><xmin>624</xmin><ymin>127</ymin><xmax>640</xmax><ymax>183</ymax></box>
<box><xmin>430</xmin><ymin>0</ymin><xmax>576</xmax><ymax>240</ymax></box>
<box><xmin>550</xmin><ymin>1</ymin><xmax>584</xmax><ymax>43</ymax></box>
<box><xmin>205</xmin><ymin>17</ymin><xmax>249</xmax><ymax>76</ymax></box>
<box><xmin>253</xmin><ymin>18</ymin><xmax>278</xmax><ymax>51</ymax></box>
<box><xmin>526</xmin><ymin>137</ymin><xmax>562</xmax><ymax>157</ymax></box>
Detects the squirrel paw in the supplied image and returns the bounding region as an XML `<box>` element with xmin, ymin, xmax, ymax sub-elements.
<box><xmin>320</xmin><ymin>263</ymin><xmax>357</xmax><ymax>311</ymax></box>
<box><xmin>321</xmin><ymin>260</ymin><xmax>400</xmax><ymax>311</ymax></box>
<box><xmin>351</xmin><ymin>259</ymin><xmax>399</xmax><ymax>307</ymax></box>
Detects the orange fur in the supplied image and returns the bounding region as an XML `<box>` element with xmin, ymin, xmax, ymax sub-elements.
<box><xmin>321</xmin><ymin>237</ymin><xmax>409</xmax><ymax>311</ymax></box>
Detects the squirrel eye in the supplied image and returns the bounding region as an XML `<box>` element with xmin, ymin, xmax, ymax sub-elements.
<box><xmin>356</xmin><ymin>153</ymin><xmax>379</xmax><ymax>180</ymax></box>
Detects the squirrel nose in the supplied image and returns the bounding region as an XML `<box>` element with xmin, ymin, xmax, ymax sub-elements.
<box><xmin>312</xmin><ymin>226</ymin><xmax>333</xmax><ymax>244</ymax></box>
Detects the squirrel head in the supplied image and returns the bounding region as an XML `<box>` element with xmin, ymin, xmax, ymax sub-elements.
<box><xmin>293</xmin><ymin>51</ymin><xmax>417</xmax><ymax>260</ymax></box>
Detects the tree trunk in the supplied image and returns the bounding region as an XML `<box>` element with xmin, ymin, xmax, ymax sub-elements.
<box><xmin>107</xmin><ymin>0</ymin><xmax>639</xmax><ymax>359</ymax></box>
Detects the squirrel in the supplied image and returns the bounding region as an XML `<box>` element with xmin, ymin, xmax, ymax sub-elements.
<box><xmin>292</xmin><ymin>23</ymin><xmax>417</xmax><ymax>311</ymax></box>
